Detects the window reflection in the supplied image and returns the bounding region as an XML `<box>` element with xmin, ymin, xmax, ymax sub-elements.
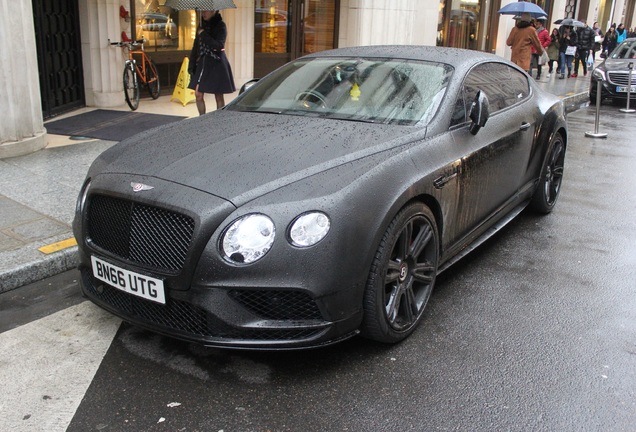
<box><xmin>255</xmin><ymin>3</ymin><xmax>289</xmax><ymax>53</ymax></box>
<box><xmin>438</xmin><ymin>0</ymin><xmax>480</xmax><ymax>50</ymax></box>
<box><xmin>133</xmin><ymin>0</ymin><xmax>197</xmax><ymax>52</ymax></box>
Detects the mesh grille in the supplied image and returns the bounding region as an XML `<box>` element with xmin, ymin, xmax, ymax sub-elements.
<box><xmin>87</xmin><ymin>194</ymin><xmax>195</xmax><ymax>272</ymax></box>
<box><xmin>608</xmin><ymin>71</ymin><xmax>636</xmax><ymax>86</ymax></box>
<box><xmin>82</xmin><ymin>270</ymin><xmax>324</xmax><ymax>342</ymax></box>
<box><xmin>229</xmin><ymin>290</ymin><xmax>322</xmax><ymax>320</ymax></box>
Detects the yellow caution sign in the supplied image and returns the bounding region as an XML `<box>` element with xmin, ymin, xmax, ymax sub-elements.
<box><xmin>171</xmin><ymin>57</ymin><xmax>196</xmax><ymax>107</ymax></box>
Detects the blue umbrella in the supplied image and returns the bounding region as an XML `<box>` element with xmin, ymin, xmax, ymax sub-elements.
<box><xmin>498</xmin><ymin>1</ymin><xmax>548</xmax><ymax>18</ymax></box>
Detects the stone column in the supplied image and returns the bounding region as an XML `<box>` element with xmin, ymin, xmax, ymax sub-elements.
<box><xmin>223</xmin><ymin>0</ymin><xmax>255</xmax><ymax>89</ymax></box>
<box><xmin>79</xmin><ymin>0</ymin><xmax>128</xmax><ymax>108</ymax></box>
<box><xmin>0</xmin><ymin>1</ymin><xmax>47</xmax><ymax>159</ymax></box>
<box><xmin>338</xmin><ymin>0</ymin><xmax>423</xmax><ymax>47</ymax></box>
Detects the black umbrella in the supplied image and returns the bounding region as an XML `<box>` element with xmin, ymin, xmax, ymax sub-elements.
<box><xmin>164</xmin><ymin>0</ymin><xmax>237</xmax><ymax>11</ymax></box>
<box><xmin>554</xmin><ymin>18</ymin><xmax>586</xmax><ymax>27</ymax></box>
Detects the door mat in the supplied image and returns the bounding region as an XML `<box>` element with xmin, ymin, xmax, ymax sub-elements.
<box><xmin>44</xmin><ymin>109</ymin><xmax>187</xmax><ymax>142</ymax></box>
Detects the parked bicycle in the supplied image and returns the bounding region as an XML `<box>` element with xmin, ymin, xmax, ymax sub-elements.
<box><xmin>109</xmin><ymin>38</ymin><xmax>160</xmax><ymax>110</ymax></box>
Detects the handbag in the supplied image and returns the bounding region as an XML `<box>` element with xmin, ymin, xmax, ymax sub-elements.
<box><xmin>565</xmin><ymin>45</ymin><xmax>577</xmax><ymax>56</ymax></box>
<box><xmin>539</xmin><ymin>50</ymin><xmax>550</xmax><ymax>65</ymax></box>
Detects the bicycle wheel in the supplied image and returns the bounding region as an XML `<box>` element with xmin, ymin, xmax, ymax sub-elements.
<box><xmin>123</xmin><ymin>63</ymin><xmax>140</xmax><ymax>111</ymax></box>
<box><xmin>146</xmin><ymin>59</ymin><xmax>160</xmax><ymax>99</ymax></box>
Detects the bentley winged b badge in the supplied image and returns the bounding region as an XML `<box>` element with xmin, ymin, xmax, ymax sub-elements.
<box><xmin>131</xmin><ymin>182</ymin><xmax>154</xmax><ymax>192</ymax></box>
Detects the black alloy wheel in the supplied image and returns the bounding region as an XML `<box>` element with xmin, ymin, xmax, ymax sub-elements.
<box><xmin>530</xmin><ymin>132</ymin><xmax>565</xmax><ymax>213</ymax></box>
<box><xmin>361</xmin><ymin>203</ymin><xmax>439</xmax><ymax>343</ymax></box>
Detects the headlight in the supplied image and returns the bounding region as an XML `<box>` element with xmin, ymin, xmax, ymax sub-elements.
<box><xmin>289</xmin><ymin>212</ymin><xmax>330</xmax><ymax>247</ymax></box>
<box><xmin>592</xmin><ymin>68</ymin><xmax>606</xmax><ymax>81</ymax></box>
<box><xmin>221</xmin><ymin>214</ymin><xmax>275</xmax><ymax>264</ymax></box>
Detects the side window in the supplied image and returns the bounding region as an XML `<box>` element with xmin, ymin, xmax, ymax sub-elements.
<box><xmin>450</xmin><ymin>62</ymin><xmax>531</xmax><ymax>128</ymax></box>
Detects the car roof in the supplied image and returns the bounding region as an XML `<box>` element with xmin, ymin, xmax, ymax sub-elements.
<box><xmin>304</xmin><ymin>45</ymin><xmax>504</xmax><ymax>69</ymax></box>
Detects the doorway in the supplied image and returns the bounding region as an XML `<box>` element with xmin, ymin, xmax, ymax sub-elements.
<box><xmin>33</xmin><ymin>0</ymin><xmax>85</xmax><ymax>119</ymax></box>
<box><xmin>254</xmin><ymin>0</ymin><xmax>339</xmax><ymax>78</ymax></box>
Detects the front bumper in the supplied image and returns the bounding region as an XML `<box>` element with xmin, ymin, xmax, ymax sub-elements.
<box><xmin>79</xmin><ymin>265</ymin><xmax>361</xmax><ymax>349</ymax></box>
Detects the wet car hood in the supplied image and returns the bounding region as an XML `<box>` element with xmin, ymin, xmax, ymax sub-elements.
<box><xmin>600</xmin><ymin>59</ymin><xmax>636</xmax><ymax>72</ymax></box>
<box><xmin>94</xmin><ymin>110</ymin><xmax>425</xmax><ymax>204</ymax></box>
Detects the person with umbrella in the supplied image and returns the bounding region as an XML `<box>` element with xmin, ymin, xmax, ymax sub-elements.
<box><xmin>188</xmin><ymin>9</ymin><xmax>236</xmax><ymax>114</ymax></box>
<box><xmin>506</xmin><ymin>12</ymin><xmax>544</xmax><ymax>74</ymax></box>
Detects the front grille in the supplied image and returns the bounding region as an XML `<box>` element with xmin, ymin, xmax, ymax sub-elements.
<box><xmin>608</xmin><ymin>71</ymin><xmax>636</xmax><ymax>86</ymax></box>
<box><xmin>229</xmin><ymin>289</ymin><xmax>323</xmax><ymax>320</ymax></box>
<box><xmin>87</xmin><ymin>194</ymin><xmax>195</xmax><ymax>272</ymax></box>
<box><xmin>82</xmin><ymin>270</ymin><xmax>325</xmax><ymax>342</ymax></box>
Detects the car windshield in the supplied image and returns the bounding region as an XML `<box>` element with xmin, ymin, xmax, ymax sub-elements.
<box><xmin>227</xmin><ymin>58</ymin><xmax>454</xmax><ymax>126</ymax></box>
<box><xmin>611</xmin><ymin>41</ymin><xmax>636</xmax><ymax>59</ymax></box>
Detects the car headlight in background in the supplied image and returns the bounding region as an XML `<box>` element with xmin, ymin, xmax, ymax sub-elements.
<box><xmin>221</xmin><ymin>214</ymin><xmax>275</xmax><ymax>264</ymax></box>
<box><xmin>289</xmin><ymin>212</ymin><xmax>331</xmax><ymax>247</ymax></box>
<box><xmin>592</xmin><ymin>68</ymin><xmax>606</xmax><ymax>81</ymax></box>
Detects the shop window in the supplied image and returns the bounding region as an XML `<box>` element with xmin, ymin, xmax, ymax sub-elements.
<box><xmin>131</xmin><ymin>0</ymin><xmax>197</xmax><ymax>53</ymax></box>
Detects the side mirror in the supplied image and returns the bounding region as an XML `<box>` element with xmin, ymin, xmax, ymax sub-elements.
<box><xmin>239</xmin><ymin>79</ymin><xmax>259</xmax><ymax>95</ymax></box>
<box><xmin>468</xmin><ymin>90</ymin><xmax>489</xmax><ymax>135</ymax></box>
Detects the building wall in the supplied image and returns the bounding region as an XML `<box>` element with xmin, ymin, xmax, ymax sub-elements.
<box><xmin>5</xmin><ymin>0</ymin><xmax>627</xmax><ymax>158</ymax></box>
<box><xmin>338</xmin><ymin>0</ymin><xmax>437</xmax><ymax>47</ymax></box>
<box><xmin>0</xmin><ymin>0</ymin><xmax>47</xmax><ymax>158</ymax></box>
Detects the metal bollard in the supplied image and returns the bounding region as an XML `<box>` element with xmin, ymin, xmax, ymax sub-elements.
<box><xmin>619</xmin><ymin>62</ymin><xmax>635</xmax><ymax>113</ymax></box>
<box><xmin>585</xmin><ymin>79</ymin><xmax>608</xmax><ymax>138</ymax></box>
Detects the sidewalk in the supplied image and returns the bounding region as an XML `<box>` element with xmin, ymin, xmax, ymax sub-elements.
<box><xmin>0</xmin><ymin>75</ymin><xmax>591</xmax><ymax>293</ymax></box>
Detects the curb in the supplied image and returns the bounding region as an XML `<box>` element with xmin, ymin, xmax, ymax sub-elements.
<box><xmin>0</xmin><ymin>247</ymin><xmax>78</xmax><ymax>294</ymax></box>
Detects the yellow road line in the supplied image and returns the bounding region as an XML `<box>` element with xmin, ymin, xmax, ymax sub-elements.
<box><xmin>38</xmin><ymin>238</ymin><xmax>78</xmax><ymax>254</ymax></box>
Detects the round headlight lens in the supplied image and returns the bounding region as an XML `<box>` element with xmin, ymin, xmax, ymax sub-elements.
<box><xmin>221</xmin><ymin>214</ymin><xmax>275</xmax><ymax>264</ymax></box>
<box><xmin>289</xmin><ymin>212</ymin><xmax>330</xmax><ymax>247</ymax></box>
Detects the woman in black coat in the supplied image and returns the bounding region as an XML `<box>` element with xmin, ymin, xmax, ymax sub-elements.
<box><xmin>188</xmin><ymin>10</ymin><xmax>236</xmax><ymax>114</ymax></box>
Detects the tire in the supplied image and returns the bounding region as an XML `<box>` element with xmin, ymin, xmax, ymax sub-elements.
<box><xmin>530</xmin><ymin>132</ymin><xmax>565</xmax><ymax>214</ymax></box>
<box><xmin>361</xmin><ymin>203</ymin><xmax>439</xmax><ymax>343</ymax></box>
<box><xmin>123</xmin><ymin>65</ymin><xmax>140</xmax><ymax>111</ymax></box>
<box><xmin>589</xmin><ymin>92</ymin><xmax>596</xmax><ymax>105</ymax></box>
<box><xmin>146</xmin><ymin>59</ymin><xmax>160</xmax><ymax>99</ymax></box>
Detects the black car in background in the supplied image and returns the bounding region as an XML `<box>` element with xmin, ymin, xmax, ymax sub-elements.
<box><xmin>590</xmin><ymin>38</ymin><xmax>636</xmax><ymax>104</ymax></box>
<box><xmin>73</xmin><ymin>46</ymin><xmax>567</xmax><ymax>350</ymax></box>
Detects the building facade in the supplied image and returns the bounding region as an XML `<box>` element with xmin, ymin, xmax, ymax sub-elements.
<box><xmin>1</xmin><ymin>0</ymin><xmax>634</xmax><ymax>158</ymax></box>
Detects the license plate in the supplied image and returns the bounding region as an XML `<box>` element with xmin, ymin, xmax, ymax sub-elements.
<box><xmin>616</xmin><ymin>85</ymin><xmax>636</xmax><ymax>93</ymax></box>
<box><xmin>91</xmin><ymin>256</ymin><xmax>165</xmax><ymax>304</ymax></box>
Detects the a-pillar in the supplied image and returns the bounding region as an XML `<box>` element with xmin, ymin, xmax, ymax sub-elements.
<box><xmin>0</xmin><ymin>1</ymin><xmax>47</xmax><ymax>159</ymax></box>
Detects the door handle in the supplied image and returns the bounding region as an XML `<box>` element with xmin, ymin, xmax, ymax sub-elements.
<box><xmin>519</xmin><ymin>122</ymin><xmax>531</xmax><ymax>130</ymax></box>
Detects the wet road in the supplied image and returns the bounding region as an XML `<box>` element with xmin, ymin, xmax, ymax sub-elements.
<box><xmin>1</xmin><ymin>105</ymin><xmax>635</xmax><ymax>431</ymax></box>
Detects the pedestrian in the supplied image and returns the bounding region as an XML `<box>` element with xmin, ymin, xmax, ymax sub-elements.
<box><xmin>591</xmin><ymin>21</ymin><xmax>604</xmax><ymax>62</ymax></box>
<box><xmin>506</xmin><ymin>13</ymin><xmax>544</xmax><ymax>74</ymax></box>
<box><xmin>530</xmin><ymin>18</ymin><xmax>551</xmax><ymax>79</ymax></box>
<box><xmin>572</xmin><ymin>20</ymin><xmax>595</xmax><ymax>77</ymax></box>
<box><xmin>188</xmin><ymin>10</ymin><xmax>236</xmax><ymax>115</ymax></box>
<box><xmin>602</xmin><ymin>25</ymin><xmax>618</xmax><ymax>57</ymax></box>
<box><xmin>558</xmin><ymin>25</ymin><xmax>578</xmax><ymax>79</ymax></box>
<box><xmin>546</xmin><ymin>28</ymin><xmax>561</xmax><ymax>78</ymax></box>
<box><xmin>616</xmin><ymin>23</ymin><xmax>627</xmax><ymax>43</ymax></box>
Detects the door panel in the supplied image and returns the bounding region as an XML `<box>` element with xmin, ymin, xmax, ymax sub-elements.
<box><xmin>449</xmin><ymin>63</ymin><xmax>536</xmax><ymax>243</ymax></box>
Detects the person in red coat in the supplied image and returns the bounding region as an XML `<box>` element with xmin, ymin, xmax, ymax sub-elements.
<box><xmin>530</xmin><ymin>18</ymin><xmax>551</xmax><ymax>79</ymax></box>
<box><xmin>506</xmin><ymin>13</ymin><xmax>544</xmax><ymax>73</ymax></box>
